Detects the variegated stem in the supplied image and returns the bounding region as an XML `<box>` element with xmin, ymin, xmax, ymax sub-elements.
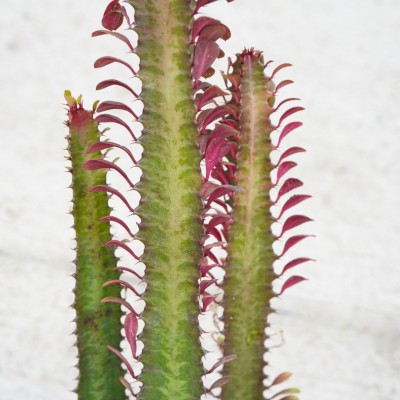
<box><xmin>128</xmin><ymin>1</ymin><xmax>203</xmax><ymax>399</ymax></box>
<box><xmin>221</xmin><ymin>51</ymin><xmax>276</xmax><ymax>400</ymax></box>
<box><xmin>65</xmin><ymin>92</ymin><xmax>125</xmax><ymax>400</ymax></box>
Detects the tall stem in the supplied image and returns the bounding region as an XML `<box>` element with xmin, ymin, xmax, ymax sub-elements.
<box><xmin>222</xmin><ymin>52</ymin><xmax>276</xmax><ymax>400</ymax></box>
<box><xmin>65</xmin><ymin>93</ymin><xmax>125</xmax><ymax>400</ymax></box>
<box><xmin>129</xmin><ymin>1</ymin><xmax>204</xmax><ymax>398</ymax></box>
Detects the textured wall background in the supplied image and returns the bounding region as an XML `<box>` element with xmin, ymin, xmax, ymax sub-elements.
<box><xmin>1</xmin><ymin>0</ymin><xmax>399</xmax><ymax>399</ymax></box>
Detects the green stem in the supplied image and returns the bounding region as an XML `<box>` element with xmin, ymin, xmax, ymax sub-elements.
<box><xmin>128</xmin><ymin>1</ymin><xmax>204</xmax><ymax>399</ymax></box>
<box><xmin>65</xmin><ymin>93</ymin><xmax>125</xmax><ymax>400</ymax></box>
<box><xmin>222</xmin><ymin>51</ymin><xmax>276</xmax><ymax>400</ymax></box>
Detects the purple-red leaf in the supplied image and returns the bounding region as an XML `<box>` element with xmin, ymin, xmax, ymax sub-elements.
<box><xmin>199</xmin><ymin>279</ymin><xmax>218</xmax><ymax>294</ymax></box>
<box><xmin>274</xmin><ymin>178</ymin><xmax>303</xmax><ymax>203</ymax></box>
<box><xmin>273</xmin><ymin>97</ymin><xmax>300</xmax><ymax>112</ymax></box>
<box><xmin>94</xmin><ymin>56</ymin><xmax>136</xmax><ymax>76</ymax></box>
<box><xmin>278</xmin><ymin>276</ymin><xmax>307</xmax><ymax>295</ymax></box>
<box><xmin>113</xmin><ymin>266</ymin><xmax>142</xmax><ymax>280</ymax></box>
<box><xmin>274</xmin><ymin>79</ymin><xmax>294</xmax><ymax>93</ymax></box>
<box><xmin>276</xmin><ymin>194</ymin><xmax>311</xmax><ymax>220</ymax></box>
<box><xmin>124</xmin><ymin>312</ymin><xmax>138</xmax><ymax>359</ymax></box>
<box><xmin>103</xmin><ymin>279</ymin><xmax>141</xmax><ymax>297</ymax></box>
<box><xmin>101</xmin><ymin>297</ymin><xmax>136</xmax><ymax>315</ymax></box>
<box><xmin>275</xmin><ymin>147</ymin><xmax>306</xmax><ymax>166</ymax></box>
<box><xmin>97</xmin><ymin>100</ymin><xmax>139</xmax><ymax>120</ymax></box>
<box><xmin>100</xmin><ymin>215</ymin><xmax>135</xmax><ymax>237</ymax></box>
<box><xmin>102</xmin><ymin>1</ymin><xmax>124</xmax><ymax>31</ymax></box>
<box><xmin>279</xmin><ymin>257</ymin><xmax>313</xmax><ymax>277</ymax></box>
<box><xmin>197</xmin><ymin>105</ymin><xmax>237</xmax><ymax>133</ymax></box>
<box><xmin>192</xmin><ymin>17</ymin><xmax>219</xmax><ymax>42</ymax></box>
<box><xmin>92</xmin><ymin>30</ymin><xmax>134</xmax><ymax>52</ymax></box>
<box><xmin>278</xmin><ymin>215</ymin><xmax>312</xmax><ymax>237</ymax></box>
<box><xmin>86</xmin><ymin>140</ymin><xmax>137</xmax><ymax>165</ymax></box>
<box><xmin>201</xmin><ymin>295</ymin><xmax>218</xmax><ymax>312</ymax></box>
<box><xmin>118</xmin><ymin>376</ymin><xmax>135</xmax><ymax>396</ymax></box>
<box><xmin>105</xmin><ymin>240</ymin><xmax>140</xmax><ymax>260</ymax></box>
<box><xmin>96</xmin><ymin>79</ymin><xmax>138</xmax><ymax>99</ymax></box>
<box><xmin>83</xmin><ymin>160</ymin><xmax>135</xmax><ymax>188</ymax></box>
<box><xmin>274</xmin><ymin>161</ymin><xmax>297</xmax><ymax>185</ymax></box>
<box><xmin>107</xmin><ymin>345</ymin><xmax>136</xmax><ymax>378</ymax></box>
<box><xmin>279</xmin><ymin>235</ymin><xmax>311</xmax><ymax>257</ymax></box>
<box><xmin>196</xmin><ymin>85</ymin><xmax>227</xmax><ymax>111</ymax></box>
<box><xmin>198</xmin><ymin>23</ymin><xmax>231</xmax><ymax>42</ymax></box>
<box><xmin>208</xmin><ymin>354</ymin><xmax>237</xmax><ymax>374</ymax></box>
<box><xmin>95</xmin><ymin>113</ymin><xmax>137</xmax><ymax>141</ymax></box>
<box><xmin>90</xmin><ymin>185</ymin><xmax>135</xmax><ymax>213</ymax></box>
<box><xmin>276</xmin><ymin>121</ymin><xmax>303</xmax><ymax>147</ymax></box>
<box><xmin>193</xmin><ymin>40</ymin><xmax>221</xmax><ymax>87</ymax></box>
<box><xmin>194</xmin><ymin>0</ymin><xmax>218</xmax><ymax>13</ymax></box>
<box><xmin>277</xmin><ymin>107</ymin><xmax>304</xmax><ymax>128</ymax></box>
<box><xmin>205</xmin><ymin>138</ymin><xmax>232</xmax><ymax>180</ymax></box>
<box><xmin>271</xmin><ymin>63</ymin><xmax>293</xmax><ymax>78</ymax></box>
<box><xmin>208</xmin><ymin>376</ymin><xmax>231</xmax><ymax>391</ymax></box>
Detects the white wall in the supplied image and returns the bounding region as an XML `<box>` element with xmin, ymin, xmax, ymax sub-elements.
<box><xmin>0</xmin><ymin>0</ymin><xmax>399</xmax><ymax>399</ymax></box>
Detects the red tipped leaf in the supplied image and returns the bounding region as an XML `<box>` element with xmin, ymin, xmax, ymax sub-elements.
<box><xmin>278</xmin><ymin>276</ymin><xmax>307</xmax><ymax>295</ymax></box>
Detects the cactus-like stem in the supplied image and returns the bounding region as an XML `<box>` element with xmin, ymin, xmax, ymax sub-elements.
<box><xmin>128</xmin><ymin>1</ymin><xmax>204</xmax><ymax>399</ymax></box>
<box><xmin>65</xmin><ymin>92</ymin><xmax>125</xmax><ymax>400</ymax></box>
<box><xmin>222</xmin><ymin>51</ymin><xmax>277</xmax><ymax>400</ymax></box>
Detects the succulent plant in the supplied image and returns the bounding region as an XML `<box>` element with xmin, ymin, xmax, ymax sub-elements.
<box><xmin>65</xmin><ymin>1</ymin><xmax>311</xmax><ymax>399</ymax></box>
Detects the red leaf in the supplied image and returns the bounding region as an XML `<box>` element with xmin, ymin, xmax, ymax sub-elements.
<box><xmin>277</xmin><ymin>194</ymin><xmax>311</xmax><ymax>220</ymax></box>
<box><xmin>274</xmin><ymin>161</ymin><xmax>297</xmax><ymax>185</ymax></box>
<box><xmin>86</xmin><ymin>140</ymin><xmax>137</xmax><ymax>165</ymax></box>
<box><xmin>92</xmin><ymin>30</ymin><xmax>134</xmax><ymax>52</ymax></box>
<box><xmin>191</xmin><ymin>17</ymin><xmax>220</xmax><ymax>42</ymax></box>
<box><xmin>279</xmin><ymin>235</ymin><xmax>311</xmax><ymax>257</ymax></box>
<box><xmin>95</xmin><ymin>113</ymin><xmax>137</xmax><ymax>141</ymax></box>
<box><xmin>277</xmin><ymin>107</ymin><xmax>304</xmax><ymax>128</ymax></box>
<box><xmin>208</xmin><ymin>376</ymin><xmax>231</xmax><ymax>390</ymax></box>
<box><xmin>270</xmin><ymin>372</ymin><xmax>292</xmax><ymax>386</ymax></box>
<box><xmin>105</xmin><ymin>240</ymin><xmax>140</xmax><ymax>260</ymax></box>
<box><xmin>97</xmin><ymin>100</ymin><xmax>139</xmax><ymax>120</ymax></box>
<box><xmin>194</xmin><ymin>0</ymin><xmax>218</xmax><ymax>13</ymax></box>
<box><xmin>107</xmin><ymin>345</ymin><xmax>136</xmax><ymax>378</ymax></box>
<box><xmin>83</xmin><ymin>160</ymin><xmax>135</xmax><ymax>188</ymax></box>
<box><xmin>274</xmin><ymin>97</ymin><xmax>300</xmax><ymax>112</ymax></box>
<box><xmin>201</xmin><ymin>295</ymin><xmax>218</xmax><ymax>312</ymax></box>
<box><xmin>94</xmin><ymin>56</ymin><xmax>136</xmax><ymax>76</ymax></box>
<box><xmin>274</xmin><ymin>79</ymin><xmax>294</xmax><ymax>93</ymax></box>
<box><xmin>100</xmin><ymin>215</ymin><xmax>135</xmax><ymax>237</ymax></box>
<box><xmin>278</xmin><ymin>215</ymin><xmax>312</xmax><ymax>237</ymax></box>
<box><xmin>274</xmin><ymin>178</ymin><xmax>303</xmax><ymax>203</ymax></box>
<box><xmin>199</xmin><ymin>279</ymin><xmax>218</xmax><ymax>294</ymax></box>
<box><xmin>279</xmin><ymin>257</ymin><xmax>313</xmax><ymax>277</ymax></box>
<box><xmin>118</xmin><ymin>376</ymin><xmax>135</xmax><ymax>396</ymax></box>
<box><xmin>113</xmin><ymin>266</ymin><xmax>142</xmax><ymax>280</ymax></box>
<box><xmin>90</xmin><ymin>185</ymin><xmax>136</xmax><ymax>213</ymax></box>
<box><xmin>208</xmin><ymin>354</ymin><xmax>237</xmax><ymax>373</ymax></box>
<box><xmin>275</xmin><ymin>147</ymin><xmax>306</xmax><ymax>166</ymax></box>
<box><xmin>102</xmin><ymin>1</ymin><xmax>124</xmax><ymax>31</ymax></box>
<box><xmin>271</xmin><ymin>63</ymin><xmax>293</xmax><ymax>78</ymax></box>
<box><xmin>193</xmin><ymin>40</ymin><xmax>221</xmax><ymax>87</ymax></box>
<box><xmin>103</xmin><ymin>279</ymin><xmax>141</xmax><ymax>297</ymax></box>
<box><xmin>96</xmin><ymin>79</ymin><xmax>138</xmax><ymax>99</ymax></box>
<box><xmin>208</xmin><ymin>123</ymin><xmax>238</xmax><ymax>143</ymax></box>
<box><xmin>196</xmin><ymin>85</ymin><xmax>227</xmax><ymax>111</ymax></box>
<box><xmin>101</xmin><ymin>297</ymin><xmax>136</xmax><ymax>315</ymax></box>
<box><xmin>278</xmin><ymin>275</ymin><xmax>307</xmax><ymax>295</ymax></box>
<box><xmin>197</xmin><ymin>105</ymin><xmax>237</xmax><ymax>133</ymax></box>
<box><xmin>124</xmin><ymin>312</ymin><xmax>138</xmax><ymax>359</ymax></box>
<box><xmin>205</xmin><ymin>138</ymin><xmax>232</xmax><ymax>180</ymax></box>
<box><xmin>198</xmin><ymin>23</ymin><xmax>231</xmax><ymax>42</ymax></box>
<box><xmin>276</xmin><ymin>121</ymin><xmax>303</xmax><ymax>147</ymax></box>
